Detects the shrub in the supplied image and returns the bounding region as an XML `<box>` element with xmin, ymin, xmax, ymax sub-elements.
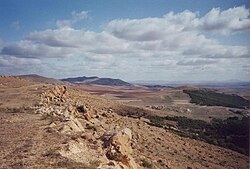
<box><xmin>145</xmin><ymin>114</ymin><xmax>249</xmax><ymax>155</ymax></box>
<box><xmin>141</xmin><ymin>158</ymin><xmax>153</xmax><ymax>168</ymax></box>
<box><xmin>183</xmin><ymin>89</ymin><xmax>250</xmax><ymax>108</ymax></box>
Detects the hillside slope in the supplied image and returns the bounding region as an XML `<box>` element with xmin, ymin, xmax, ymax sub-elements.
<box><xmin>0</xmin><ymin>76</ymin><xmax>249</xmax><ymax>169</ymax></box>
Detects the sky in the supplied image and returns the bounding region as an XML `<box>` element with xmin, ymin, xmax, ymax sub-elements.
<box><xmin>0</xmin><ymin>0</ymin><xmax>250</xmax><ymax>82</ymax></box>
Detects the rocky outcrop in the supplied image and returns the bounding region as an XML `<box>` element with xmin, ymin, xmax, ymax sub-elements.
<box><xmin>36</xmin><ymin>86</ymin><xmax>86</xmax><ymax>135</ymax></box>
<box><xmin>41</xmin><ymin>85</ymin><xmax>67</xmax><ymax>103</ymax></box>
<box><xmin>100</xmin><ymin>128</ymin><xmax>137</xmax><ymax>169</ymax></box>
<box><xmin>37</xmin><ymin>86</ymin><xmax>96</xmax><ymax>122</ymax></box>
<box><xmin>35</xmin><ymin>86</ymin><xmax>139</xmax><ymax>169</ymax></box>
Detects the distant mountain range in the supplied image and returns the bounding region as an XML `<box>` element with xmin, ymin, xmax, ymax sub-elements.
<box><xmin>17</xmin><ymin>74</ymin><xmax>249</xmax><ymax>88</ymax></box>
<box><xmin>134</xmin><ymin>80</ymin><xmax>250</xmax><ymax>88</ymax></box>
<box><xmin>61</xmin><ymin>76</ymin><xmax>132</xmax><ymax>86</ymax></box>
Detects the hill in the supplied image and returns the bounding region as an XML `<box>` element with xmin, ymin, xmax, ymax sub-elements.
<box><xmin>60</xmin><ymin>76</ymin><xmax>98</xmax><ymax>83</ymax></box>
<box><xmin>18</xmin><ymin>74</ymin><xmax>64</xmax><ymax>84</ymax></box>
<box><xmin>61</xmin><ymin>76</ymin><xmax>131</xmax><ymax>86</ymax></box>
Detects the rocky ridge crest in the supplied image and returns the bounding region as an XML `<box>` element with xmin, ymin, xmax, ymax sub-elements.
<box><xmin>35</xmin><ymin>85</ymin><xmax>138</xmax><ymax>169</ymax></box>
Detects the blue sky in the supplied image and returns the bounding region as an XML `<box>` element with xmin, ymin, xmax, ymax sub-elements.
<box><xmin>0</xmin><ymin>0</ymin><xmax>250</xmax><ymax>82</ymax></box>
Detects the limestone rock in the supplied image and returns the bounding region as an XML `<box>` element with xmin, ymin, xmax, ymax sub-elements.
<box><xmin>59</xmin><ymin>118</ymin><xmax>84</xmax><ymax>134</ymax></box>
<box><xmin>41</xmin><ymin>85</ymin><xmax>67</xmax><ymax>103</ymax></box>
<box><xmin>59</xmin><ymin>140</ymin><xmax>106</xmax><ymax>166</ymax></box>
<box><xmin>101</xmin><ymin>128</ymin><xmax>137</xmax><ymax>169</ymax></box>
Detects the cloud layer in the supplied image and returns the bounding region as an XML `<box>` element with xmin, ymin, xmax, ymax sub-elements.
<box><xmin>0</xmin><ymin>6</ymin><xmax>250</xmax><ymax>81</ymax></box>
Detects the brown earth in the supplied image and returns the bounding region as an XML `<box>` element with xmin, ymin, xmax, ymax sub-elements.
<box><xmin>74</xmin><ymin>84</ymin><xmax>247</xmax><ymax>121</ymax></box>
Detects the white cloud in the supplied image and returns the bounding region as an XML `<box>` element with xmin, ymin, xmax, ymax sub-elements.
<box><xmin>1</xmin><ymin>7</ymin><xmax>250</xmax><ymax>80</ymax></box>
<box><xmin>56</xmin><ymin>10</ymin><xmax>88</xmax><ymax>28</ymax></box>
<box><xmin>2</xmin><ymin>7</ymin><xmax>249</xmax><ymax>61</ymax></box>
<box><xmin>2</xmin><ymin>23</ymin><xmax>248</xmax><ymax>60</ymax></box>
<box><xmin>0</xmin><ymin>55</ymin><xmax>41</xmax><ymax>67</ymax></box>
<box><xmin>106</xmin><ymin>6</ymin><xmax>250</xmax><ymax>40</ymax></box>
<box><xmin>72</xmin><ymin>11</ymin><xmax>88</xmax><ymax>21</ymax></box>
<box><xmin>1</xmin><ymin>39</ymin><xmax>77</xmax><ymax>58</ymax></box>
<box><xmin>177</xmin><ymin>58</ymin><xmax>219</xmax><ymax>66</ymax></box>
<box><xmin>198</xmin><ymin>6</ymin><xmax>250</xmax><ymax>35</ymax></box>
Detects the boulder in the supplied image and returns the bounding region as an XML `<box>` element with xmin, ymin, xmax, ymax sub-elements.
<box><xmin>59</xmin><ymin>118</ymin><xmax>84</xmax><ymax>134</ymax></box>
<box><xmin>101</xmin><ymin>128</ymin><xmax>137</xmax><ymax>169</ymax></box>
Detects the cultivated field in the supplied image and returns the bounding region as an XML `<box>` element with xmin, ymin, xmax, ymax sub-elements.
<box><xmin>76</xmin><ymin>84</ymin><xmax>249</xmax><ymax>122</ymax></box>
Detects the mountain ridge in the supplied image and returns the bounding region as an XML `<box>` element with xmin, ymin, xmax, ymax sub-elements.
<box><xmin>61</xmin><ymin>76</ymin><xmax>132</xmax><ymax>86</ymax></box>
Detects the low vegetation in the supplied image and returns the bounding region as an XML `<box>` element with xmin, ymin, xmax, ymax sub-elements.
<box><xmin>141</xmin><ymin>158</ymin><xmax>153</xmax><ymax>168</ymax></box>
<box><xmin>183</xmin><ymin>89</ymin><xmax>250</xmax><ymax>108</ymax></box>
<box><xmin>146</xmin><ymin>115</ymin><xmax>249</xmax><ymax>155</ymax></box>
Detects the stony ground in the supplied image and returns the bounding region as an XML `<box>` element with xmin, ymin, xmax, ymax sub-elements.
<box><xmin>0</xmin><ymin>76</ymin><xmax>249</xmax><ymax>169</ymax></box>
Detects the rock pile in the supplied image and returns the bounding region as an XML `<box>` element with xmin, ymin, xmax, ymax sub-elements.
<box><xmin>41</xmin><ymin>85</ymin><xmax>67</xmax><ymax>103</ymax></box>
<box><xmin>36</xmin><ymin>86</ymin><xmax>87</xmax><ymax>134</ymax></box>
